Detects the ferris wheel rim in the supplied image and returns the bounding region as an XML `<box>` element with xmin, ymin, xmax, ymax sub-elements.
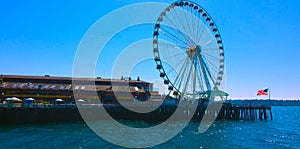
<box><xmin>153</xmin><ymin>0</ymin><xmax>225</xmax><ymax>96</ymax></box>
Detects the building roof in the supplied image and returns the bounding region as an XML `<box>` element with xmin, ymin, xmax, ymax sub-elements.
<box><xmin>0</xmin><ymin>74</ymin><xmax>150</xmax><ymax>84</ymax></box>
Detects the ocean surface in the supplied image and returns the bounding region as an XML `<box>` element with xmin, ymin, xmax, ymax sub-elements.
<box><xmin>0</xmin><ymin>106</ymin><xmax>299</xmax><ymax>148</ymax></box>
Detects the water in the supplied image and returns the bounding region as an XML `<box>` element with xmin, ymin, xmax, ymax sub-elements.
<box><xmin>0</xmin><ymin>106</ymin><xmax>299</xmax><ymax>148</ymax></box>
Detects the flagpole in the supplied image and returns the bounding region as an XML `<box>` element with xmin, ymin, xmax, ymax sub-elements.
<box><xmin>269</xmin><ymin>87</ymin><xmax>271</xmax><ymax>100</ymax></box>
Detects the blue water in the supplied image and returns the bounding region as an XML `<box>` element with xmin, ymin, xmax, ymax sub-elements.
<box><xmin>0</xmin><ymin>106</ymin><xmax>299</xmax><ymax>148</ymax></box>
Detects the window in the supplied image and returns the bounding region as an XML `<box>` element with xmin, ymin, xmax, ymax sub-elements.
<box><xmin>50</xmin><ymin>85</ymin><xmax>56</xmax><ymax>89</ymax></box>
<box><xmin>65</xmin><ymin>85</ymin><xmax>71</xmax><ymax>90</ymax></box>
<box><xmin>28</xmin><ymin>83</ymin><xmax>34</xmax><ymax>88</ymax></box>
<box><xmin>1</xmin><ymin>82</ymin><xmax>8</xmax><ymax>88</ymax></box>
<box><xmin>42</xmin><ymin>85</ymin><xmax>49</xmax><ymax>89</ymax></box>
<box><xmin>59</xmin><ymin>85</ymin><xmax>65</xmax><ymax>90</ymax></box>
<box><xmin>18</xmin><ymin>83</ymin><xmax>25</xmax><ymax>88</ymax></box>
<box><xmin>12</xmin><ymin>83</ymin><xmax>18</xmax><ymax>88</ymax></box>
<box><xmin>80</xmin><ymin>86</ymin><xmax>85</xmax><ymax>90</ymax></box>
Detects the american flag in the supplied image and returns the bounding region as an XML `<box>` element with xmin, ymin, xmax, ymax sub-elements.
<box><xmin>257</xmin><ymin>88</ymin><xmax>269</xmax><ymax>96</ymax></box>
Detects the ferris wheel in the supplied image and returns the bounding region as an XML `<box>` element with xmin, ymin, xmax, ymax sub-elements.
<box><xmin>153</xmin><ymin>0</ymin><xmax>225</xmax><ymax>100</ymax></box>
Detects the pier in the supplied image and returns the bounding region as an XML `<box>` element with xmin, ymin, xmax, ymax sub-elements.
<box><xmin>218</xmin><ymin>105</ymin><xmax>272</xmax><ymax>120</ymax></box>
<box><xmin>0</xmin><ymin>103</ymin><xmax>272</xmax><ymax>125</ymax></box>
<box><xmin>105</xmin><ymin>104</ymin><xmax>273</xmax><ymax>122</ymax></box>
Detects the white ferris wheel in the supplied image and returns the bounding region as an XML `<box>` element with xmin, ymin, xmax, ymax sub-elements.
<box><xmin>153</xmin><ymin>0</ymin><xmax>228</xmax><ymax>101</ymax></box>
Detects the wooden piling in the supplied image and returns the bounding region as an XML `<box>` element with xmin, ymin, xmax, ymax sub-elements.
<box><xmin>269</xmin><ymin>108</ymin><xmax>273</xmax><ymax>120</ymax></box>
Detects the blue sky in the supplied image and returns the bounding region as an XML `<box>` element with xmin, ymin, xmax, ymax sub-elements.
<box><xmin>0</xmin><ymin>0</ymin><xmax>299</xmax><ymax>99</ymax></box>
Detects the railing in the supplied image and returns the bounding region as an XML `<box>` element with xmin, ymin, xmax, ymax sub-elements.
<box><xmin>0</xmin><ymin>103</ymin><xmax>77</xmax><ymax>109</ymax></box>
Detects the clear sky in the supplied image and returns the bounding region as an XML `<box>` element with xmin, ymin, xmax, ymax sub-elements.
<box><xmin>0</xmin><ymin>0</ymin><xmax>299</xmax><ymax>100</ymax></box>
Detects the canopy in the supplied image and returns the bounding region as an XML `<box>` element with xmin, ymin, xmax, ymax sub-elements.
<box><xmin>5</xmin><ymin>97</ymin><xmax>22</xmax><ymax>101</ymax></box>
<box><xmin>77</xmin><ymin>99</ymin><xmax>85</xmax><ymax>102</ymax></box>
<box><xmin>5</xmin><ymin>97</ymin><xmax>23</xmax><ymax>103</ymax></box>
<box><xmin>55</xmin><ymin>99</ymin><xmax>63</xmax><ymax>102</ymax></box>
<box><xmin>24</xmin><ymin>98</ymin><xmax>35</xmax><ymax>101</ymax></box>
<box><xmin>200</xmin><ymin>90</ymin><xmax>229</xmax><ymax>97</ymax></box>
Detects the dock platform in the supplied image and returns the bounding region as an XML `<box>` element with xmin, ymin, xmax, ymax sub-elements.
<box><xmin>0</xmin><ymin>103</ymin><xmax>272</xmax><ymax>125</ymax></box>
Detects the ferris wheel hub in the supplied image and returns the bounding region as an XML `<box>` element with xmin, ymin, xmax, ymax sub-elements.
<box><xmin>186</xmin><ymin>45</ymin><xmax>202</xmax><ymax>58</ymax></box>
<box><xmin>186</xmin><ymin>47</ymin><xmax>196</xmax><ymax>56</ymax></box>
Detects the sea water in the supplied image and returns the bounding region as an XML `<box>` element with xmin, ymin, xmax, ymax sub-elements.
<box><xmin>0</xmin><ymin>106</ymin><xmax>299</xmax><ymax>148</ymax></box>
